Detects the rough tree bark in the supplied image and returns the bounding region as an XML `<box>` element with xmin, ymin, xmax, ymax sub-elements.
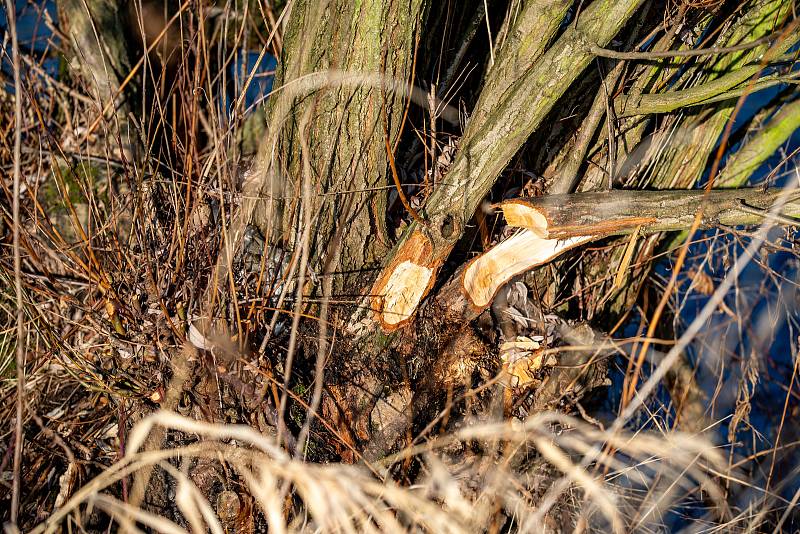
<box><xmin>242</xmin><ymin>0</ymin><xmax>800</xmax><ymax>460</ymax></box>
<box><xmin>364</xmin><ymin>0</ymin><xmax>646</xmax><ymax>332</ymax></box>
<box><xmin>251</xmin><ymin>0</ymin><xmax>427</xmax><ymax>292</ymax></box>
<box><xmin>225</xmin><ymin>0</ymin><xmax>432</xmax><ymax>461</ymax></box>
<box><xmin>58</xmin><ymin>0</ymin><xmax>136</xmax><ymax>158</ymax></box>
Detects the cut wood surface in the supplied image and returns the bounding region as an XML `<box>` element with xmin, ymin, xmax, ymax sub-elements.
<box><xmin>462</xmin><ymin>232</ymin><xmax>593</xmax><ymax>310</ymax></box>
<box><xmin>360</xmin><ymin>0</ymin><xmax>645</xmax><ymax>331</ymax></box>
<box><xmin>375</xmin><ymin>187</ymin><xmax>800</xmax><ymax>328</ymax></box>
<box><xmin>459</xmin><ymin>187</ymin><xmax>799</xmax><ymax>313</ymax></box>
<box><xmin>370</xmin><ymin>230</ymin><xmax>440</xmax><ymax>330</ymax></box>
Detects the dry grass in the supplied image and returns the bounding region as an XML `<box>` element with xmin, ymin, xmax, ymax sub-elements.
<box><xmin>25</xmin><ymin>408</ymin><xmax>731</xmax><ymax>533</ymax></box>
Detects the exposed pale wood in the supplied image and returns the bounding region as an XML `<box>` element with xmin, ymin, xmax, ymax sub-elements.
<box><xmin>372</xmin><ymin>186</ymin><xmax>800</xmax><ymax>332</ymax></box>
<box><xmin>462</xmin><ymin>231</ymin><xmax>592</xmax><ymax>310</ymax></box>
<box><xmin>370</xmin><ymin>230</ymin><xmax>439</xmax><ymax>330</ymax></box>
<box><xmin>369</xmin><ymin>178</ymin><xmax>800</xmax><ymax>328</ymax></box>
<box><xmin>454</xmin><ymin>187</ymin><xmax>800</xmax><ymax>314</ymax></box>
<box><xmin>247</xmin><ymin>0</ymin><xmax>427</xmax><ymax>291</ymax></box>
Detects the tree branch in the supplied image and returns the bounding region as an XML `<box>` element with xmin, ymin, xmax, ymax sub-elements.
<box><xmin>462</xmin><ymin>187</ymin><xmax>800</xmax><ymax>310</ymax></box>
<box><xmin>616</xmin><ymin>29</ymin><xmax>800</xmax><ymax>117</ymax></box>
<box><xmin>589</xmin><ymin>31</ymin><xmax>778</xmax><ymax>60</ymax></box>
<box><xmin>364</xmin><ymin>0</ymin><xmax>646</xmax><ymax>331</ymax></box>
<box><xmin>502</xmin><ymin>187</ymin><xmax>800</xmax><ymax>238</ymax></box>
<box><xmin>717</xmin><ymin>97</ymin><xmax>800</xmax><ymax>187</ymax></box>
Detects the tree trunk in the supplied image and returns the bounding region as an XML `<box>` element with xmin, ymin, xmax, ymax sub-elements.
<box><xmin>238</xmin><ymin>0</ymin><xmax>799</xmax><ymax>460</ymax></box>
<box><xmin>362</xmin><ymin>0</ymin><xmax>645</xmax><ymax>332</ymax></box>
<box><xmin>252</xmin><ymin>0</ymin><xmax>427</xmax><ymax>294</ymax></box>
<box><xmin>58</xmin><ymin>0</ymin><xmax>136</xmax><ymax>159</ymax></box>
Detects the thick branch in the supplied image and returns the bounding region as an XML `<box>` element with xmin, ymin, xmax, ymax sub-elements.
<box><xmin>462</xmin><ymin>187</ymin><xmax>800</xmax><ymax>311</ymax></box>
<box><xmin>472</xmin><ymin>0</ymin><xmax>571</xmax><ymax>128</ymax></box>
<box><xmin>502</xmin><ymin>187</ymin><xmax>800</xmax><ymax>239</ymax></box>
<box><xmin>366</xmin><ymin>0</ymin><xmax>645</xmax><ymax>330</ymax></box>
<box><xmin>716</xmin><ymin>97</ymin><xmax>800</xmax><ymax>187</ymax></box>
<box><xmin>616</xmin><ymin>30</ymin><xmax>799</xmax><ymax>117</ymax></box>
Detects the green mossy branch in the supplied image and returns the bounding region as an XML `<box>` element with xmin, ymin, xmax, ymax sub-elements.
<box><xmin>717</xmin><ymin>97</ymin><xmax>800</xmax><ymax>187</ymax></box>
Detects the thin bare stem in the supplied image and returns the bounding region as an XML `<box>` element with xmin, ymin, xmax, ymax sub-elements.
<box><xmin>384</xmin><ymin>107</ymin><xmax>425</xmax><ymax>226</ymax></box>
<box><xmin>590</xmin><ymin>31</ymin><xmax>776</xmax><ymax>60</ymax></box>
<box><xmin>5</xmin><ymin>0</ymin><xmax>25</xmax><ymax>525</ymax></box>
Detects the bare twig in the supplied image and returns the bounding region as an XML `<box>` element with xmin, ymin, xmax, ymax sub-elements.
<box><xmin>734</xmin><ymin>198</ymin><xmax>800</xmax><ymax>226</ymax></box>
<box><xmin>621</xmin><ymin>180</ymin><xmax>799</xmax><ymax>427</ymax></box>
<box><xmin>384</xmin><ymin>103</ymin><xmax>425</xmax><ymax>226</ymax></box>
<box><xmin>5</xmin><ymin>0</ymin><xmax>26</xmax><ymax>525</ymax></box>
<box><xmin>616</xmin><ymin>27</ymin><xmax>800</xmax><ymax>117</ymax></box>
<box><xmin>590</xmin><ymin>31</ymin><xmax>776</xmax><ymax>60</ymax></box>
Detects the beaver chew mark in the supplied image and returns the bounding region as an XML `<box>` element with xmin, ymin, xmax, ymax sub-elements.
<box><xmin>381</xmin><ymin>261</ymin><xmax>433</xmax><ymax>326</ymax></box>
<box><xmin>461</xmin><ymin>200</ymin><xmax>595</xmax><ymax>310</ymax></box>
<box><xmin>462</xmin><ymin>231</ymin><xmax>592</xmax><ymax>309</ymax></box>
<box><xmin>502</xmin><ymin>202</ymin><xmax>550</xmax><ymax>237</ymax></box>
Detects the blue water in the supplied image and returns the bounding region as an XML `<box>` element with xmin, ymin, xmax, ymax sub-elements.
<box><xmin>0</xmin><ymin>0</ymin><xmax>59</xmax><ymax>90</ymax></box>
<box><xmin>228</xmin><ymin>49</ymin><xmax>277</xmax><ymax>118</ymax></box>
<box><xmin>0</xmin><ymin>0</ymin><xmax>56</xmax><ymax>53</ymax></box>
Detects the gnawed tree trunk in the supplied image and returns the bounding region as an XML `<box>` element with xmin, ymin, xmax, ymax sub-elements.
<box><xmin>237</xmin><ymin>0</ymin><xmax>800</xmax><ymax>463</ymax></box>
<box><xmin>364</xmin><ymin>0</ymin><xmax>646</xmax><ymax>332</ymax></box>
<box><xmin>298</xmin><ymin>0</ymin><xmax>647</xmax><ymax>460</ymax></box>
<box><xmin>225</xmin><ymin>0</ymin><xmax>432</xmax><ymax>461</ymax></box>
<box><xmin>464</xmin><ymin>188</ymin><xmax>800</xmax><ymax>310</ymax></box>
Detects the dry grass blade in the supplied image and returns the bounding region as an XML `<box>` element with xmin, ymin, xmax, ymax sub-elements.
<box><xmin>4</xmin><ymin>0</ymin><xmax>26</xmax><ymax>525</ymax></box>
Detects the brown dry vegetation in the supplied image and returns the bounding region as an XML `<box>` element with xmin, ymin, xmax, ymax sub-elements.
<box><xmin>2</xmin><ymin>0</ymin><xmax>800</xmax><ymax>532</ymax></box>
